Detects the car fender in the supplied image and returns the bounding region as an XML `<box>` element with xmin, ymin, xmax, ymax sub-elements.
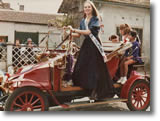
<box><xmin>9</xmin><ymin>78</ymin><xmax>49</xmax><ymax>91</ymax></box>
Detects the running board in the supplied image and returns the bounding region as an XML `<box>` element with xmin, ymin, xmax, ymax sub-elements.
<box><xmin>64</xmin><ymin>98</ymin><xmax>128</xmax><ymax>109</ymax></box>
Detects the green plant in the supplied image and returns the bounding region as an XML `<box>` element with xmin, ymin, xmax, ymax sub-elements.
<box><xmin>48</xmin><ymin>15</ymin><xmax>75</xmax><ymax>28</ymax></box>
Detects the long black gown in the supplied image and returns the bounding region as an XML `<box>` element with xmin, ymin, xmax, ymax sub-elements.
<box><xmin>72</xmin><ymin>16</ymin><xmax>115</xmax><ymax>99</ymax></box>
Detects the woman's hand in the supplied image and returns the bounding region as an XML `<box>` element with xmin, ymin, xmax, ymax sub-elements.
<box><xmin>63</xmin><ymin>25</ymin><xmax>75</xmax><ymax>33</ymax></box>
<box><xmin>63</xmin><ymin>26</ymin><xmax>73</xmax><ymax>35</ymax></box>
<box><xmin>103</xmin><ymin>55</ymin><xmax>108</xmax><ymax>63</ymax></box>
<box><xmin>63</xmin><ymin>26</ymin><xmax>69</xmax><ymax>37</ymax></box>
<box><xmin>68</xmin><ymin>25</ymin><xmax>74</xmax><ymax>32</ymax></box>
<box><xmin>63</xmin><ymin>26</ymin><xmax>73</xmax><ymax>31</ymax></box>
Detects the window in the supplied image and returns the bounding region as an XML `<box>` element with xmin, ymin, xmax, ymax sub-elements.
<box><xmin>15</xmin><ymin>31</ymin><xmax>39</xmax><ymax>45</ymax></box>
<box><xmin>116</xmin><ymin>27</ymin><xmax>143</xmax><ymax>45</ymax></box>
<box><xmin>19</xmin><ymin>5</ymin><xmax>24</xmax><ymax>11</ymax></box>
<box><xmin>0</xmin><ymin>36</ymin><xmax>8</xmax><ymax>43</ymax></box>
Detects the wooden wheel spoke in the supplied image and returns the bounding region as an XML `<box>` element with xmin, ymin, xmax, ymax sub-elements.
<box><xmin>25</xmin><ymin>93</ymin><xmax>28</xmax><ymax>103</ymax></box>
<box><xmin>132</xmin><ymin>95</ymin><xmax>137</xmax><ymax>100</ymax></box>
<box><xmin>136</xmin><ymin>101</ymin><xmax>140</xmax><ymax>108</ymax></box>
<box><xmin>134</xmin><ymin>90</ymin><xmax>139</xmax><ymax>94</ymax></box>
<box><xmin>32</xmin><ymin>105</ymin><xmax>42</xmax><ymax>109</ymax></box>
<box><xmin>29</xmin><ymin>95</ymin><xmax>34</xmax><ymax>104</ymax></box>
<box><xmin>139</xmin><ymin>100</ymin><xmax>143</xmax><ymax>107</ymax></box>
<box><xmin>141</xmin><ymin>95</ymin><xmax>147</xmax><ymax>98</ymax></box>
<box><xmin>13</xmin><ymin>102</ymin><xmax>23</xmax><ymax>108</ymax></box>
<box><xmin>133</xmin><ymin>100</ymin><xmax>137</xmax><ymax>105</ymax></box>
<box><xmin>18</xmin><ymin>97</ymin><xmax>25</xmax><ymax>104</ymax></box>
<box><xmin>140</xmin><ymin>97</ymin><xmax>145</xmax><ymax>103</ymax></box>
<box><xmin>15</xmin><ymin>108</ymin><xmax>24</xmax><ymax>111</ymax></box>
<box><xmin>31</xmin><ymin>98</ymin><xmax>40</xmax><ymax>106</ymax></box>
<box><xmin>132</xmin><ymin>93</ymin><xmax>137</xmax><ymax>96</ymax></box>
<box><xmin>142</xmin><ymin>91</ymin><xmax>147</xmax><ymax>95</ymax></box>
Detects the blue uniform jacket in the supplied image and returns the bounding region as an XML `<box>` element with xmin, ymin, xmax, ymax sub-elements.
<box><xmin>124</xmin><ymin>41</ymin><xmax>142</xmax><ymax>63</ymax></box>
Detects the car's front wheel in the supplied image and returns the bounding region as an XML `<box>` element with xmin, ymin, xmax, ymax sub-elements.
<box><xmin>5</xmin><ymin>86</ymin><xmax>49</xmax><ymax>111</ymax></box>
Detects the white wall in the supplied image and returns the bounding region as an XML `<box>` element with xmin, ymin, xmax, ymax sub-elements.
<box><xmin>0</xmin><ymin>22</ymin><xmax>15</xmax><ymax>71</ymax></box>
<box><xmin>0</xmin><ymin>22</ymin><xmax>15</xmax><ymax>43</ymax></box>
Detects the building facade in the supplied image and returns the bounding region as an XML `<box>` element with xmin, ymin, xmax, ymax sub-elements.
<box><xmin>0</xmin><ymin>9</ymin><xmax>63</xmax><ymax>71</ymax></box>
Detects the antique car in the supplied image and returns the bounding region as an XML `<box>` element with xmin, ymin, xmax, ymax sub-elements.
<box><xmin>0</xmin><ymin>29</ymin><xmax>150</xmax><ymax>111</ymax></box>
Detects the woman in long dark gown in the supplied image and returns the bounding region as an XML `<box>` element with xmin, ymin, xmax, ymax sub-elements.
<box><xmin>68</xmin><ymin>0</ymin><xmax>115</xmax><ymax>100</ymax></box>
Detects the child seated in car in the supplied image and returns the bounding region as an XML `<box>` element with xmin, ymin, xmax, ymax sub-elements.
<box><xmin>109</xmin><ymin>35</ymin><xmax>120</xmax><ymax>43</ymax></box>
<box><xmin>117</xmin><ymin>30</ymin><xmax>142</xmax><ymax>84</ymax></box>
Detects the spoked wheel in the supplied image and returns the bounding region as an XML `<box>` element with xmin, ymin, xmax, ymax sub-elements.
<box><xmin>127</xmin><ymin>80</ymin><xmax>150</xmax><ymax>111</ymax></box>
<box><xmin>5</xmin><ymin>87</ymin><xmax>49</xmax><ymax>111</ymax></box>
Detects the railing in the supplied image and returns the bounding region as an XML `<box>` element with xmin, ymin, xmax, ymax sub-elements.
<box><xmin>0</xmin><ymin>45</ymin><xmax>7</xmax><ymax>62</ymax></box>
<box><xmin>0</xmin><ymin>43</ymin><xmax>47</xmax><ymax>72</ymax></box>
<box><xmin>12</xmin><ymin>45</ymin><xmax>43</xmax><ymax>69</ymax></box>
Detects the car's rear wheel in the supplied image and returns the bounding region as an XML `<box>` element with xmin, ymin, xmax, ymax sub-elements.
<box><xmin>127</xmin><ymin>80</ymin><xmax>150</xmax><ymax>111</ymax></box>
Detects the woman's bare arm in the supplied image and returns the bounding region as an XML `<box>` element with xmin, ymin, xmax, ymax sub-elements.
<box><xmin>71</xmin><ymin>29</ymin><xmax>91</xmax><ymax>38</ymax></box>
<box><xmin>71</xmin><ymin>33</ymin><xmax>81</xmax><ymax>38</ymax></box>
<box><xmin>64</xmin><ymin>26</ymin><xmax>91</xmax><ymax>38</ymax></box>
<box><xmin>73</xmin><ymin>29</ymin><xmax>91</xmax><ymax>36</ymax></box>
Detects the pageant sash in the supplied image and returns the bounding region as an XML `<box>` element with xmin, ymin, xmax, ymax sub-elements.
<box><xmin>89</xmin><ymin>34</ymin><xmax>107</xmax><ymax>62</ymax></box>
<box><xmin>85</xmin><ymin>19</ymin><xmax>107</xmax><ymax>62</ymax></box>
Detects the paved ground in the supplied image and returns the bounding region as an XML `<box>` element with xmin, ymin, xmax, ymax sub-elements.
<box><xmin>49</xmin><ymin>102</ymin><xmax>129</xmax><ymax>111</ymax></box>
<box><xmin>0</xmin><ymin>97</ymin><xmax>150</xmax><ymax>111</ymax></box>
<box><xmin>49</xmin><ymin>103</ymin><xmax>150</xmax><ymax>111</ymax></box>
<box><xmin>49</xmin><ymin>97</ymin><xmax>150</xmax><ymax>111</ymax></box>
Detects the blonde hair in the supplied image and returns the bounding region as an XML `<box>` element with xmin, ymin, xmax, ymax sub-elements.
<box><xmin>120</xmin><ymin>24</ymin><xmax>129</xmax><ymax>30</ymax></box>
<box><xmin>84</xmin><ymin>0</ymin><xmax>100</xmax><ymax>19</ymax></box>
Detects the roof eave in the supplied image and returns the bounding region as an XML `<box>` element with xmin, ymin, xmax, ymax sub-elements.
<box><xmin>0</xmin><ymin>20</ymin><xmax>48</xmax><ymax>25</ymax></box>
<box><xmin>93</xmin><ymin>0</ymin><xmax>150</xmax><ymax>9</ymax></box>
